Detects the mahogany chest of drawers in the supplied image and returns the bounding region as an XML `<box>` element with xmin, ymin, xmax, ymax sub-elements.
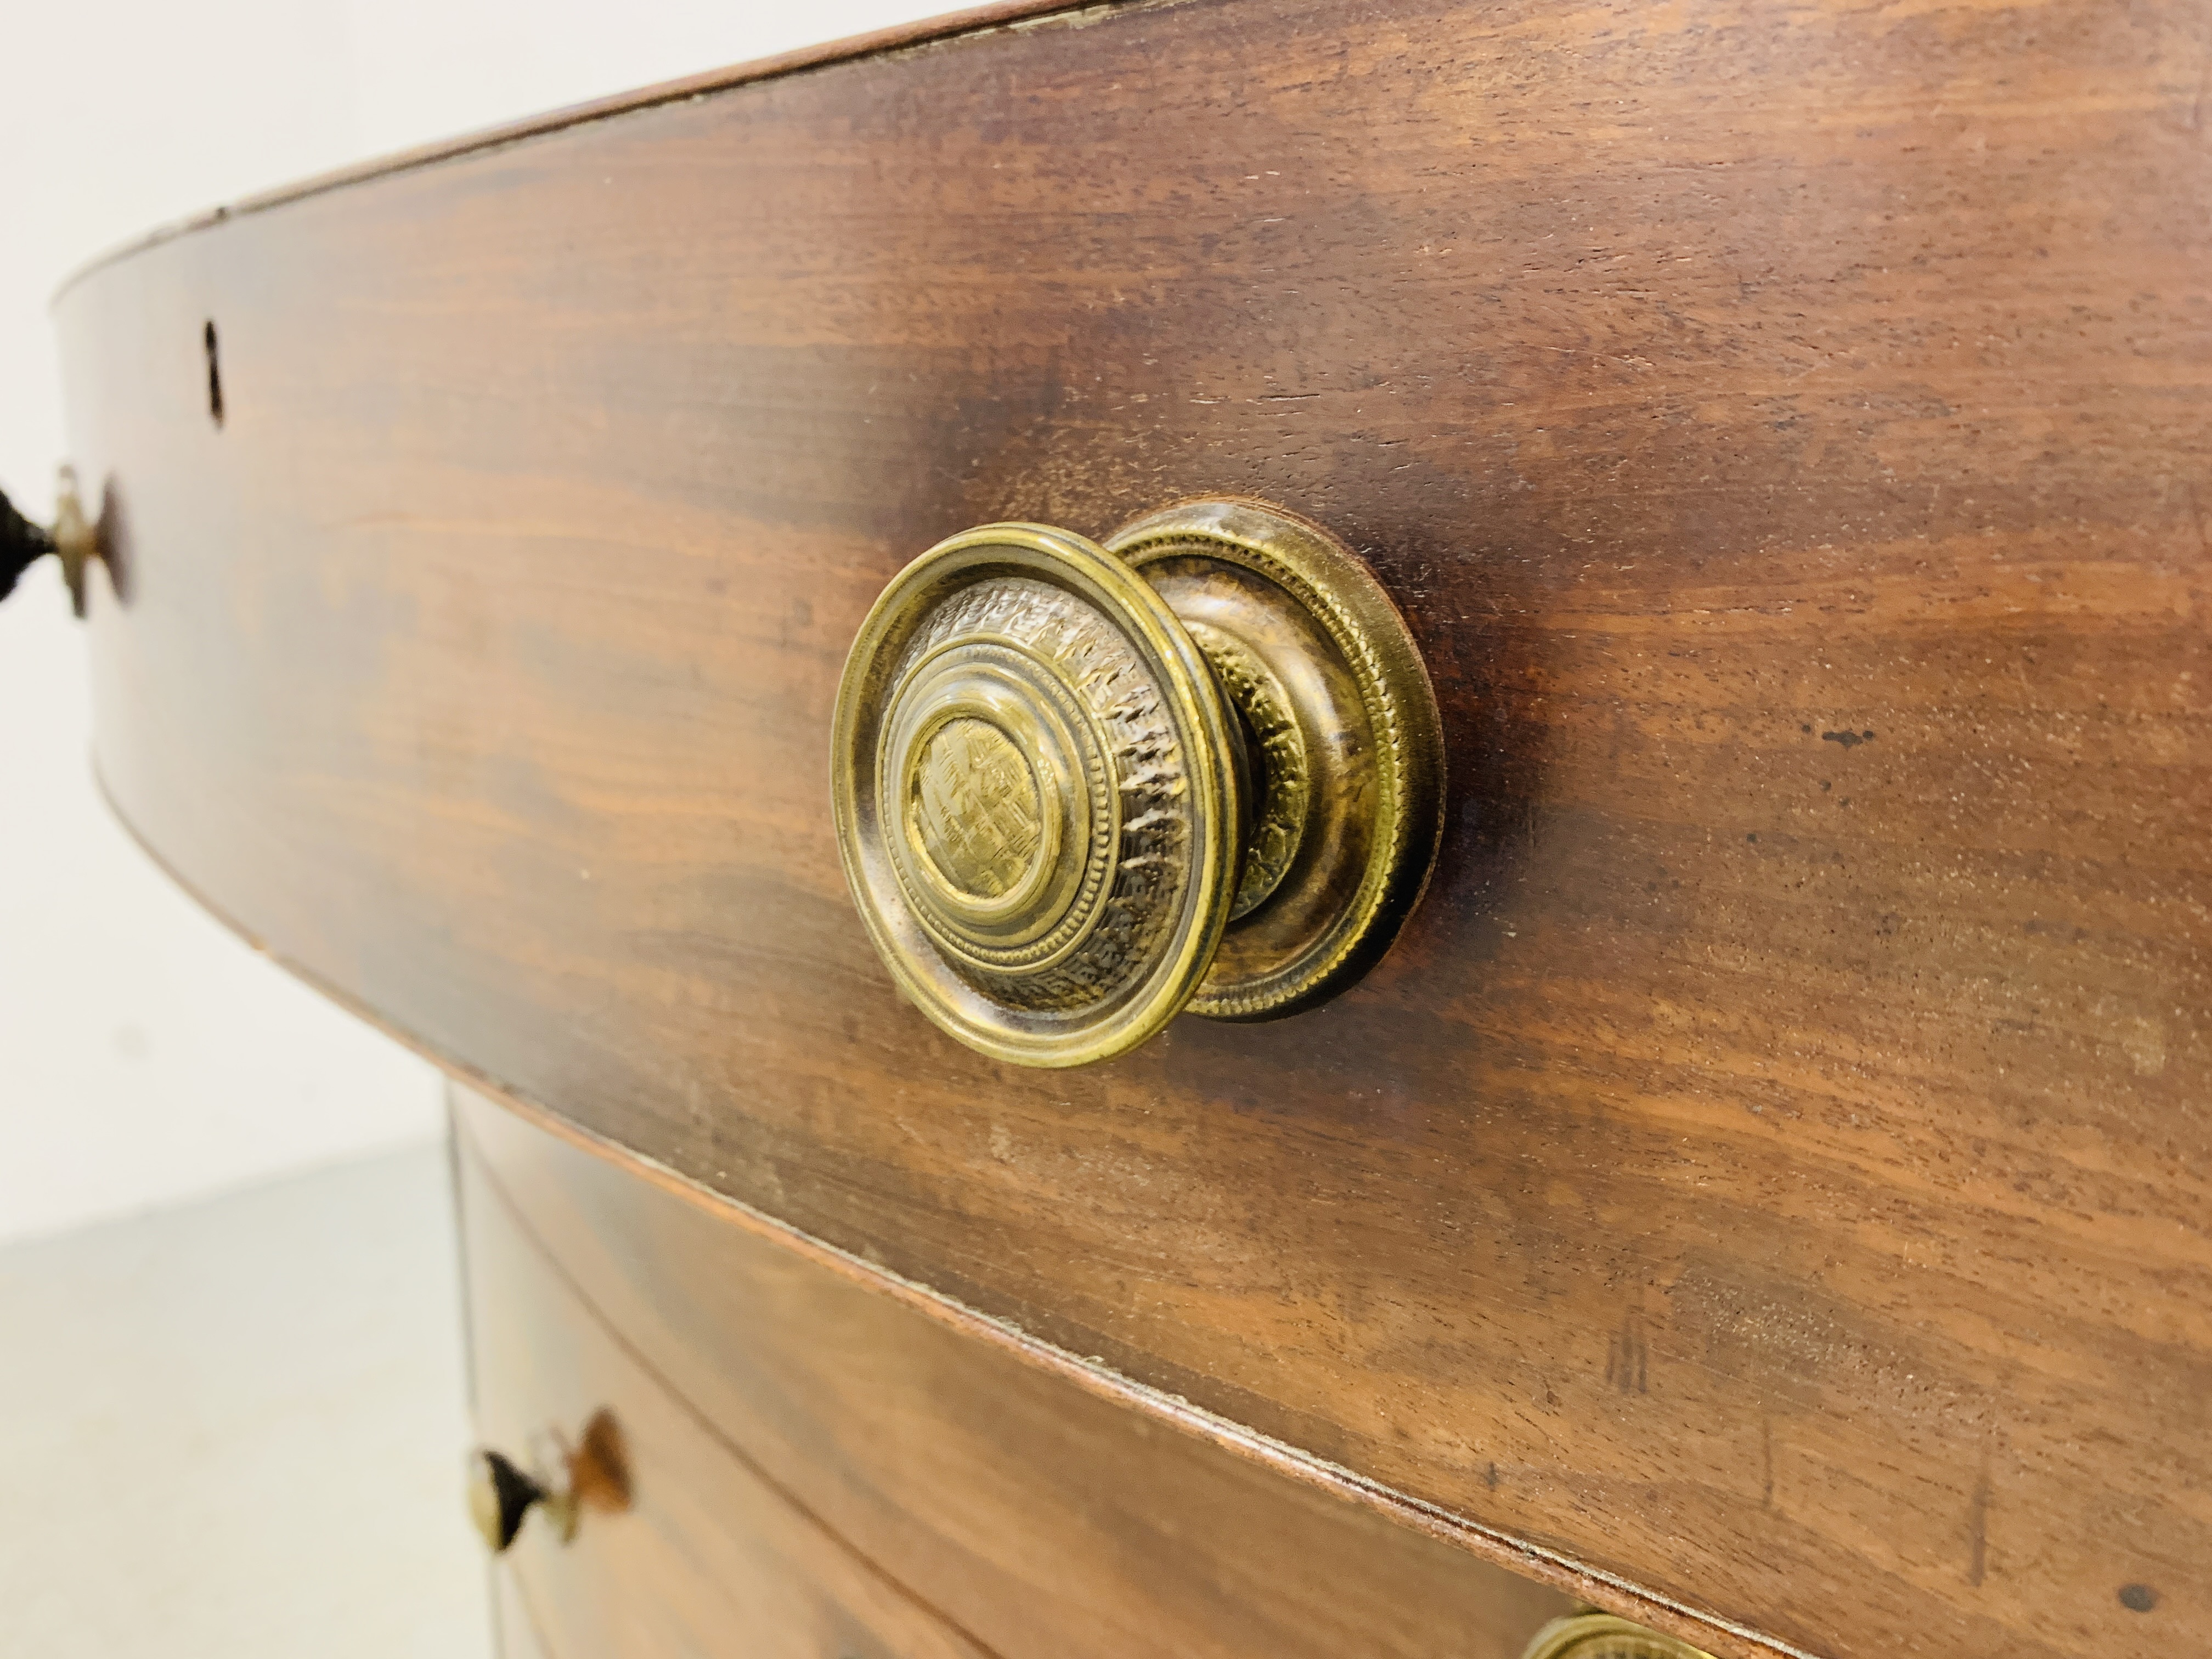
<box><xmin>54</xmin><ymin>1</ymin><xmax>2210</xmax><ymax>1654</ymax></box>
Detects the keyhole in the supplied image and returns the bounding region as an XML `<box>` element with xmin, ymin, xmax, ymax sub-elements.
<box><xmin>204</xmin><ymin>320</ymin><xmax>224</xmax><ymax>428</ymax></box>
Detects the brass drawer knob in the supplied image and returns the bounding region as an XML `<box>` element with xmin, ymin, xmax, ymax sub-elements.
<box><xmin>1521</xmin><ymin>1613</ymin><xmax>1718</xmax><ymax>1659</ymax></box>
<box><xmin>467</xmin><ymin>1409</ymin><xmax>631</xmax><ymax>1553</ymax></box>
<box><xmin>0</xmin><ymin>465</ymin><xmax>103</xmax><ymax>618</ymax></box>
<box><xmin>832</xmin><ymin>497</ymin><xmax>1444</xmax><ymax>1068</ymax></box>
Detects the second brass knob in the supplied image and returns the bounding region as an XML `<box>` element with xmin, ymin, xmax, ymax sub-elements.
<box><xmin>830</xmin><ymin>496</ymin><xmax>1444</xmax><ymax>1068</ymax></box>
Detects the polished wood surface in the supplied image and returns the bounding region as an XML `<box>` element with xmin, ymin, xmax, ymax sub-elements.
<box><xmin>57</xmin><ymin>1</ymin><xmax>2210</xmax><ymax>1656</ymax></box>
<box><xmin>458</xmin><ymin>1082</ymin><xmax>1574</xmax><ymax>1659</ymax></box>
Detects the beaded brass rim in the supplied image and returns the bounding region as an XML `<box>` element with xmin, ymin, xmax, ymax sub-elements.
<box><xmin>1520</xmin><ymin>1614</ymin><xmax>1719</xmax><ymax>1659</ymax></box>
<box><xmin>1106</xmin><ymin>498</ymin><xmax>1445</xmax><ymax>1022</ymax></box>
<box><xmin>831</xmin><ymin>523</ymin><xmax>1239</xmax><ymax>1068</ymax></box>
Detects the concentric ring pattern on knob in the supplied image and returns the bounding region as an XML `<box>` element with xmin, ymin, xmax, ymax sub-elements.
<box><xmin>831</xmin><ymin>523</ymin><xmax>1240</xmax><ymax>1068</ymax></box>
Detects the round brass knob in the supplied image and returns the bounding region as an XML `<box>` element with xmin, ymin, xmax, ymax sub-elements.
<box><xmin>1520</xmin><ymin>1613</ymin><xmax>1719</xmax><ymax>1659</ymax></box>
<box><xmin>831</xmin><ymin>497</ymin><xmax>1443</xmax><ymax>1068</ymax></box>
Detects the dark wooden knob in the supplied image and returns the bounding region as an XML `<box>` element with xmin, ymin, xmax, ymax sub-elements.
<box><xmin>467</xmin><ymin>1409</ymin><xmax>631</xmax><ymax>1553</ymax></box>
<box><xmin>466</xmin><ymin>1448</ymin><xmax>549</xmax><ymax>1553</ymax></box>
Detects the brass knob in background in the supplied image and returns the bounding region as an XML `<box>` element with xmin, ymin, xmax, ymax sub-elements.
<box><xmin>50</xmin><ymin>467</ymin><xmax>100</xmax><ymax>620</ymax></box>
<box><xmin>831</xmin><ymin>497</ymin><xmax>1444</xmax><ymax>1068</ymax></box>
<box><xmin>1521</xmin><ymin>1612</ymin><xmax>1719</xmax><ymax>1659</ymax></box>
<box><xmin>467</xmin><ymin>1409</ymin><xmax>631</xmax><ymax>1553</ymax></box>
<box><xmin>0</xmin><ymin>465</ymin><xmax>102</xmax><ymax>618</ymax></box>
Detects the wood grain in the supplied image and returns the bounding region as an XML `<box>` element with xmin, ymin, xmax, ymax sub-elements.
<box><xmin>457</xmin><ymin>1081</ymin><xmax>1575</xmax><ymax>1659</ymax></box>
<box><xmin>55</xmin><ymin>1</ymin><xmax>2212</xmax><ymax>1655</ymax></box>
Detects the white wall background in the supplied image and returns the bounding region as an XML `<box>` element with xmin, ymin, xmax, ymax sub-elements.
<box><xmin>0</xmin><ymin>0</ymin><xmax>938</xmax><ymax>1244</ymax></box>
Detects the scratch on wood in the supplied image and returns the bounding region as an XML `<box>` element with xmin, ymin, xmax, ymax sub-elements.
<box><xmin>1606</xmin><ymin>1312</ymin><xmax>1649</xmax><ymax>1395</ymax></box>
<box><xmin>1968</xmin><ymin>1457</ymin><xmax>1991</xmax><ymax>1587</ymax></box>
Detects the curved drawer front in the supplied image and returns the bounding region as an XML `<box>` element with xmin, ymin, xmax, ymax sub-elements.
<box><xmin>462</xmin><ymin>1110</ymin><xmax>995</xmax><ymax>1659</ymax></box>
<box><xmin>55</xmin><ymin>2</ymin><xmax>2211</xmax><ymax>1655</ymax></box>
<box><xmin>457</xmin><ymin>1084</ymin><xmax>1574</xmax><ymax>1659</ymax></box>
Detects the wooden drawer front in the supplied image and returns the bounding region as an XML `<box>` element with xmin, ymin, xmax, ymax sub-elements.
<box><xmin>457</xmin><ymin>1082</ymin><xmax>1574</xmax><ymax>1659</ymax></box>
<box><xmin>461</xmin><ymin>1109</ymin><xmax>995</xmax><ymax>1658</ymax></box>
<box><xmin>60</xmin><ymin>0</ymin><xmax>2211</xmax><ymax>1654</ymax></box>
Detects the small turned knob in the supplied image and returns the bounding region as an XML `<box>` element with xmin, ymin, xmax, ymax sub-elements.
<box><xmin>1521</xmin><ymin>1613</ymin><xmax>1719</xmax><ymax>1659</ymax></box>
<box><xmin>467</xmin><ymin>1448</ymin><xmax>554</xmax><ymax>1553</ymax></box>
<box><xmin>831</xmin><ymin>498</ymin><xmax>1444</xmax><ymax>1068</ymax></box>
<box><xmin>467</xmin><ymin>1409</ymin><xmax>631</xmax><ymax>1553</ymax></box>
<box><xmin>50</xmin><ymin>466</ymin><xmax>100</xmax><ymax>620</ymax></box>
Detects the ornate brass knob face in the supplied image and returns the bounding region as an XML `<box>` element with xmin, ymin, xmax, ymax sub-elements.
<box><xmin>832</xmin><ymin>498</ymin><xmax>1443</xmax><ymax>1068</ymax></box>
